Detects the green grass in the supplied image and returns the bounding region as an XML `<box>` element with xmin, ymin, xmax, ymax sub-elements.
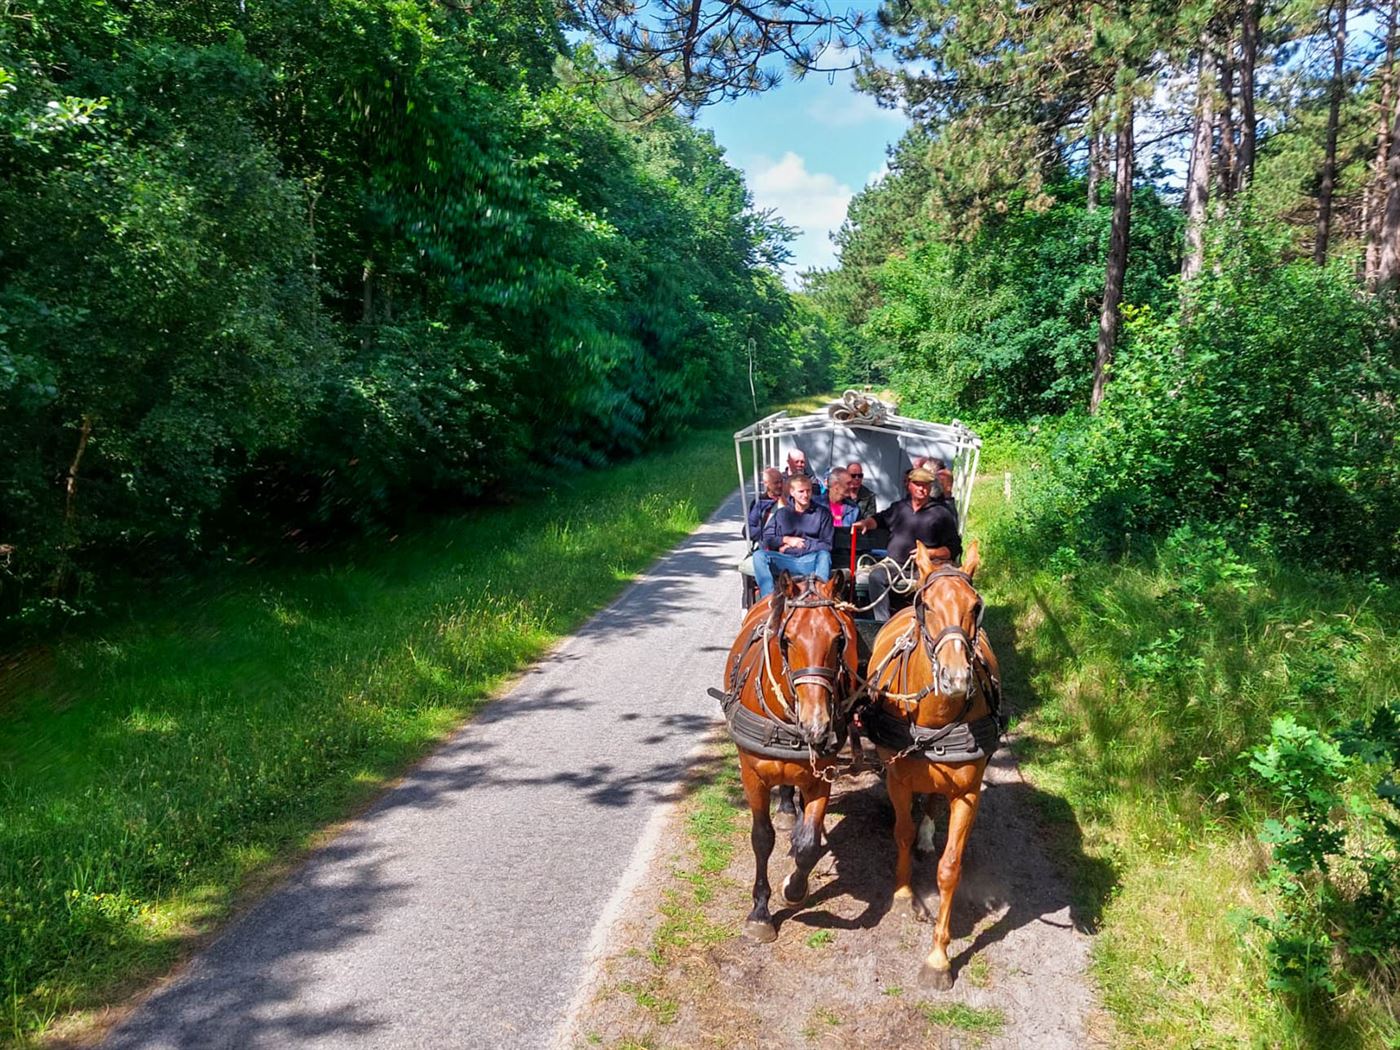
<box><xmin>916</xmin><ymin>1001</ymin><xmax>1006</xmax><ymax>1034</ymax></box>
<box><xmin>648</xmin><ymin>755</ymin><xmax>741</xmax><ymax>968</ymax></box>
<box><xmin>804</xmin><ymin>929</ymin><xmax>834</xmax><ymax>949</ymax></box>
<box><xmin>0</xmin><ymin>423</ymin><xmax>752</xmax><ymax>1047</ymax></box>
<box><xmin>973</xmin><ymin>443</ymin><xmax>1400</xmax><ymax>1048</ymax></box>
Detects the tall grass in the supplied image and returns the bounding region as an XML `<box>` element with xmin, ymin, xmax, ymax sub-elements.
<box><xmin>972</xmin><ymin>453</ymin><xmax>1400</xmax><ymax>1047</ymax></box>
<box><xmin>0</xmin><ymin>425</ymin><xmax>746</xmax><ymax>1046</ymax></box>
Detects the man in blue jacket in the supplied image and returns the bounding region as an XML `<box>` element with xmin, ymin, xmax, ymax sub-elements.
<box><xmin>753</xmin><ymin>474</ymin><xmax>833</xmax><ymax>598</ymax></box>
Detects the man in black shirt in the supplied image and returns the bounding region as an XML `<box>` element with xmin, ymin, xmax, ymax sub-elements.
<box><xmin>855</xmin><ymin>467</ymin><xmax>962</xmax><ymax>619</ymax></box>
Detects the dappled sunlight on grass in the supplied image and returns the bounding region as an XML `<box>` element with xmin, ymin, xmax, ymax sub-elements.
<box><xmin>0</xmin><ymin>425</ymin><xmax>744</xmax><ymax>1046</ymax></box>
<box><xmin>972</xmin><ymin>452</ymin><xmax>1400</xmax><ymax>1047</ymax></box>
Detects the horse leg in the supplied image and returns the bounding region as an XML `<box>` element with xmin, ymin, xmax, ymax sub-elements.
<box><xmin>773</xmin><ymin>785</ymin><xmax>798</xmax><ymax>831</ymax></box>
<box><xmin>741</xmin><ymin>768</ymin><xmax>779</xmax><ymax>943</ymax></box>
<box><xmin>781</xmin><ymin>787</ymin><xmax>830</xmax><ymax>906</ymax></box>
<box><xmin>888</xmin><ymin>770</ymin><xmax>931</xmax><ymax>923</ymax></box>
<box><xmin>920</xmin><ymin>789</ymin><xmax>983</xmax><ymax>990</ymax></box>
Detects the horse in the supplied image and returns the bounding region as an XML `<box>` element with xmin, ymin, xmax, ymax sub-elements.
<box><xmin>863</xmin><ymin>539</ymin><xmax>1003</xmax><ymax>989</ymax></box>
<box><xmin>711</xmin><ymin>571</ymin><xmax>861</xmax><ymax>943</ymax></box>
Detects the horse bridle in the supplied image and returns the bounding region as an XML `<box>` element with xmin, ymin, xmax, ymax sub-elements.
<box><xmin>752</xmin><ymin>588</ymin><xmax>858</xmax><ymax>743</ymax></box>
<box><xmin>913</xmin><ymin>567</ymin><xmax>984</xmax><ymax>686</ymax></box>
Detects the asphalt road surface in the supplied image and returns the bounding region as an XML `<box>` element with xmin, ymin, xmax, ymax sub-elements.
<box><xmin>104</xmin><ymin>492</ymin><xmax>746</xmax><ymax>1050</ymax></box>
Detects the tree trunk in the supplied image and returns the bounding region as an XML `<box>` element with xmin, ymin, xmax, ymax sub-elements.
<box><xmin>1091</xmin><ymin>100</ymin><xmax>1134</xmax><ymax>416</ymax></box>
<box><xmin>1182</xmin><ymin>46</ymin><xmax>1217</xmax><ymax>283</ymax></box>
<box><xmin>1217</xmin><ymin>45</ymin><xmax>1238</xmax><ymax>204</ymax></box>
<box><xmin>63</xmin><ymin>415</ymin><xmax>93</xmax><ymax>527</ymax></box>
<box><xmin>1368</xmin><ymin>0</ymin><xmax>1398</xmax><ymax>286</ymax></box>
<box><xmin>1316</xmin><ymin>0</ymin><xmax>1348</xmax><ymax>265</ymax></box>
<box><xmin>1238</xmin><ymin>1</ymin><xmax>1259</xmax><ymax>189</ymax></box>
<box><xmin>1378</xmin><ymin>104</ymin><xmax>1400</xmax><ymax>289</ymax></box>
<box><xmin>361</xmin><ymin>261</ymin><xmax>375</xmax><ymax>349</ymax></box>
<box><xmin>1087</xmin><ymin>131</ymin><xmax>1103</xmax><ymax>211</ymax></box>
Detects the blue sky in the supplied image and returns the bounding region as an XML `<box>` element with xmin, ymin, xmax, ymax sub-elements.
<box><xmin>695</xmin><ymin>55</ymin><xmax>909</xmax><ymax>282</ymax></box>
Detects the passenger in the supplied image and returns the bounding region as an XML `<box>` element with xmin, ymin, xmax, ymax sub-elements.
<box><xmin>918</xmin><ymin>457</ymin><xmax>958</xmax><ymax>518</ymax></box>
<box><xmin>845</xmin><ymin>461</ymin><xmax>878</xmax><ymax>521</ymax></box>
<box><xmin>822</xmin><ymin>468</ymin><xmax>865</xmax><ymax>572</ymax></box>
<box><xmin>752</xmin><ymin>474</ymin><xmax>833</xmax><ymax>598</ymax></box>
<box><xmin>746</xmin><ymin>468</ymin><xmax>787</xmax><ymax>540</ymax></box>
<box><xmin>855</xmin><ymin>467</ymin><xmax>962</xmax><ymax>619</ymax></box>
<box><xmin>783</xmin><ymin>448</ymin><xmax>820</xmax><ymax>492</ymax></box>
<box><xmin>935</xmin><ymin>466</ymin><xmax>957</xmax><ymax>518</ymax></box>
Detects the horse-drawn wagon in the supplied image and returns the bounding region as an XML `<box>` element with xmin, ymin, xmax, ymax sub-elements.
<box><xmin>714</xmin><ymin>393</ymin><xmax>1002</xmax><ymax>990</ymax></box>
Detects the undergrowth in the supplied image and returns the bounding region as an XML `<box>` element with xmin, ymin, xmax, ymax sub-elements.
<box><xmin>974</xmin><ymin>439</ymin><xmax>1400</xmax><ymax>1048</ymax></box>
<box><xmin>0</xmin><ymin>424</ymin><xmax>746</xmax><ymax>1047</ymax></box>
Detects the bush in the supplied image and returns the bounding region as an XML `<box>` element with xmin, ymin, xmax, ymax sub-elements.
<box><xmin>1249</xmin><ymin>706</ymin><xmax>1400</xmax><ymax>1000</ymax></box>
<box><xmin>1027</xmin><ymin>220</ymin><xmax>1400</xmax><ymax>573</ymax></box>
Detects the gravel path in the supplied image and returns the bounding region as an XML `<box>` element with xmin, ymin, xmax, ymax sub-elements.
<box><xmin>103</xmin><ymin>493</ymin><xmax>747</xmax><ymax>1050</ymax></box>
<box><xmin>561</xmin><ymin>743</ymin><xmax>1108</xmax><ymax>1050</ymax></box>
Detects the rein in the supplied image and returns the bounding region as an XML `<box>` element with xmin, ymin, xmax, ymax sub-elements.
<box><xmin>862</xmin><ymin>566</ymin><xmax>1000</xmax><ymax>731</ymax></box>
<box><xmin>715</xmin><ymin>587</ymin><xmax>858</xmax><ymax>768</ymax></box>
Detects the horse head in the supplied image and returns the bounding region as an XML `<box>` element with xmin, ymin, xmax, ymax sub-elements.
<box><xmin>912</xmin><ymin>540</ymin><xmax>983</xmax><ymax>701</ymax></box>
<box><xmin>769</xmin><ymin>570</ymin><xmax>857</xmax><ymax>752</ymax></box>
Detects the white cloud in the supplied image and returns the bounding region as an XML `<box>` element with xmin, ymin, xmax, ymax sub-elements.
<box><xmin>805</xmin><ymin>90</ymin><xmax>906</xmax><ymax>129</ymax></box>
<box><xmin>748</xmin><ymin>152</ymin><xmax>854</xmax><ymax>280</ymax></box>
<box><xmin>750</xmin><ymin>151</ymin><xmax>853</xmax><ymax>238</ymax></box>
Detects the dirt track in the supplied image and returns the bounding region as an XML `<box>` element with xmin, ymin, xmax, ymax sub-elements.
<box><xmin>561</xmin><ymin>736</ymin><xmax>1110</xmax><ymax>1049</ymax></box>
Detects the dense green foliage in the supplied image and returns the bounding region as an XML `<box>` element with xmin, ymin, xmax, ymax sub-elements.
<box><xmin>974</xmin><ymin>470</ymin><xmax>1400</xmax><ymax>1045</ymax></box>
<box><xmin>1029</xmin><ymin>229</ymin><xmax>1400</xmax><ymax>572</ymax></box>
<box><xmin>0</xmin><ymin>1</ymin><xmax>823</xmax><ymax>630</ymax></box>
<box><xmin>822</xmin><ymin>170</ymin><xmax>1182</xmax><ymax>419</ymax></box>
<box><xmin>0</xmin><ymin>422</ymin><xmax>745</xmax><ymax>1045</ymax></box>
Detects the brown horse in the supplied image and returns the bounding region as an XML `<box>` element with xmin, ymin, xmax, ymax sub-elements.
<box><xmin>864</xmin><ymin>540</ymin><xmax>1002</xmax><ymax>989</ymax></box>
<box><xmin>714</xmin><ymin>571</ymin><xmax>860</xmax><ymax>943</ymax></box>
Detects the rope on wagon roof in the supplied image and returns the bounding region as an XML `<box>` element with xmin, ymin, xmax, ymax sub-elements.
<box><xmin>828</xmin><ymin>389</ymin><xmax>890</xmax><ymax>426</ymax></box>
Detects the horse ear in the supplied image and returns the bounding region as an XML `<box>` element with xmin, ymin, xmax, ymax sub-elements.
<box><xmin>914</xmin><ymin>541</ymin><xmax>937</xmax><ymax>577</ymax></box>
<box><xmin>962</xmin><ymin>540</ymin><xmax>981</xmax><ymax>579</ymax></box>
<box><xmin>824</xmin><ymin>569</ymin><xmax>848</xmax><ymax>597</ymax></box>
<box><xmin>777</xmin><ymin>570</ymin><xmax>803</xmax><ymax>599</ymax></box>
<box><xmin>766</xmin><ymin>589</ymin><xmax>786</xmax><ymax>633</ymax></box>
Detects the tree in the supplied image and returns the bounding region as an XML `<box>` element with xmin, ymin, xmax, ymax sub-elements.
<box><xmin>571</xmin><ymin>0</ymin><xmax>869</xmax><ymax>111</ymax></box>
<box><xmin>1183</xmin><ymin>43</ymin><xmax>1218</xmax><ymax>283</ymax></box>
<box><xmin>1092</xmin><ymin>97</ymin><xmax>1135</xmax><ymax>414</ymax></box>
<box><xmin>1315</xmin><ymin>0</ymin><xmax>1349</xmax><ymax>264</ymax></box>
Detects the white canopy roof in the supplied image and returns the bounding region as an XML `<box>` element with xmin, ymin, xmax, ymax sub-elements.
<box><xmin>733</xmin><ymin>392</ymin><xmax>982</xmax><ymax>535</ymax></box>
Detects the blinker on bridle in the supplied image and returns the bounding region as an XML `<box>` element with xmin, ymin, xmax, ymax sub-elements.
<box><xmin>766</xmin><ymin>588</ymin><xmax>855</xmax><ymax>713</ymax></box>
<box><xmin>914</xmin><ymin>568</ymin><xmax>984</xmax><ymax>681</ymax></box>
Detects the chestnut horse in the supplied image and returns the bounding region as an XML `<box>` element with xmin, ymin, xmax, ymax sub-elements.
<box><xmin>864</xmin><ymin>540</ymin><xmax>1003</xmax><ymax>989</ymax></box>
<box><xmin>712</xmin><ymin>572</ymin><xmax>860</xmax><ymax>943</ymax></box>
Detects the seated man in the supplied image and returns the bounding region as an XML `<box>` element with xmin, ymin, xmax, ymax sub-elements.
<box><xmin>782</xmin><ymin>447</ymin><xmax>823</xmax><ymax>496</ymax></box>
<box><xmin>746</xmin><ymin>468</ymin><xmax>787</xmax><ymax>541</ymax></box>
<box><xmin>856</xmin><ymin>467</ymin><xmax>962</xmax><ymax>619</ymax></box>
<box><xmin>752</xmin><ymin>474</ymin><xmax>833</xmax><ymax>598</ymax></box>
<box><xmin>845</xmin><ymin>460</ymin><xmax>885</xmax><ymax>549</ymax></box>
<box><xmin>820</xmin><ymin>467</ymin><xmax>865</xmax><ymax>573</ymax></box>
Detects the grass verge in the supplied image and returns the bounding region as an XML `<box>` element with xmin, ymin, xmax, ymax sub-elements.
<box><xmin>973</xmin><ymin>445</ymin><xmax>1400</xmax><ymax>1048</ymax></box>
<box><xmin>0</xmin><ymin>423</ymin><xmax>749</xmax><ymax>1047</ymax></box>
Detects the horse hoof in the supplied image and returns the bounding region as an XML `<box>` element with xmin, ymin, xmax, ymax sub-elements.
<box><xmin>781</xmin><ymin>875</ymin><xmax>807</xmax><ymax>907</ymax></box>
<box><xmin>896</xmin><ymin>892</ymin><xmax>930</xmax><ymax>923</ymax></box>
<box><xmin>772</xmin><ymin>810</ymin><xmax>796</xmax><ymax>832</ymax></box>
<box><xmin>743</xmin><ymin>920</ymin><xmax>778</xmax><ymax>944</ymax></box>
<box><xmin>918</xmin><ymin>962</ymin><xmax>954</xmax><ymax>991</ymax></box>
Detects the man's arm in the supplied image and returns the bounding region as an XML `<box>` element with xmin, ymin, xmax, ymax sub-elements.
<box><xmin>760</xmin><ymin>506</ymin><xmax>785</xmax><ymax>550</ymax></box>
<box><xmin>809</xmin><ymin>506</ymin><xmax>834</xmax><ymax>554</ymax></box>
<box><xmin>934</xmin><ymin>505</ymin><xmax>963</xmax><ymax>562</ymax></box>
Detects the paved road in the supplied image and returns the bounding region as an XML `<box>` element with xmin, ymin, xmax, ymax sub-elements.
<box><xmin>105</xmin><ymin>493</ymin><xmax>745</xmax><ymax>1050</ymax></box>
